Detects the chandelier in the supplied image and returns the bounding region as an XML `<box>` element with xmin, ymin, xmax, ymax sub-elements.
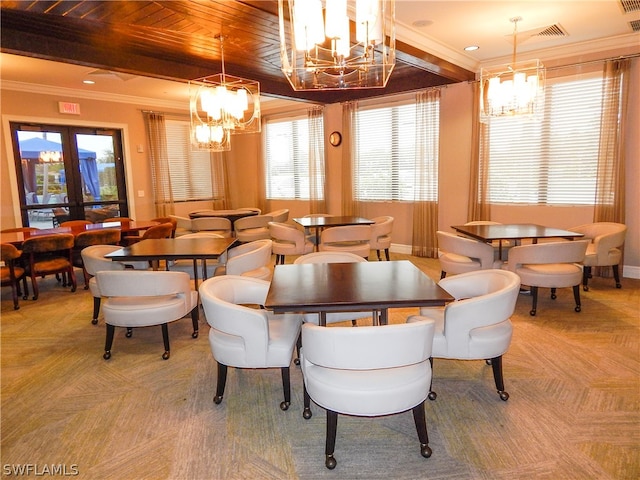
<box><xmin>278</xmin><ymin>0</ymin><xmax>396</xmax><ymax>91</ymax></box>
<box><xmin>190</xmin><ymin>35</ymin><xmax>261</xmax><ymax>151</ymax></box>
<box><xmin>479</xmin><ymin>17</ymin><xmax>545</xmax><ymax>122</ymax></box>
<box><xmin>39</xmin><ymin>151</ymin><xmax>62</xmax><ymax>163</ymax></box>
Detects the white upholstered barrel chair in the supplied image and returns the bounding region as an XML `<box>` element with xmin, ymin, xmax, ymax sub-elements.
<box><xmin>265</xmin><ymin>208</ymin><xmax>289</xmax><ymax>223</ymax></box>
<box><xmin>191</xmin><ymin>217</ymin><xmax>232</xmax><ymax>237</ymax></box>
<box><xmin>410</xmin><ymin>269</ymin><xmax>520</xmax><ymax>401</ymax></box>
<box><xmin>503</xmin><ymin>240</ymin><xmax>589</xmax><ymax>316</ymax></box>
<box><xmin>370</xmin><ymin>215</ymin><xmax>394</xmax><ymax>261</ymax></box>
<box><xmin>82</xmin><ymin>244</ymin><xmax>127</xmax><ymax>325</ymax></box>
<box><xmin>95</xmin><ymin>270</ymin><xmax>199</xmax><ymax>360</ymax></box>
<box><xmin>199</xmin><ymin>275</ymin><xmax>303</xmax><ymax>410</ymax></box>
<box><xmin>167</xmin><ymin>232</ymin><xmax>226</xmax><ymax>280</ymax></box>
<box><xmin>169</xmin><ymin>215</ymin><xmax>193</xmax><ymax>237</ymax></box>
<box><xmin>319</xmin><ymin>225</ymin><xmax>372</xmax><ymax>259</ymax></box>
<box><xmin>234</xmin><ymin>214</ymin><xmax>273</xmax><ymax>242</ymax></box>
<box><xmin>214</xmin><ymin>239</ymin><xmax>273</xmax><ymax>280</ymax></box>
<box><xmin>437</xmin><ymin>230</ymin><xmax>502</xmax><ymax>279</ymax></box>
<box><xmin>300</xmin><ymin>319</ymin><xmax>436</xmax><ymax>469</ymax></box>
<box><xmin>568</xmin><ymin>222</ymin><xmax>627</xmax><ymax>290</ymax></box>
<box><xmin>269</xmin><ymin>221</ymin><xmax>314</xmax><ymax>265</ymax></box>
<box><xmin>293</xmin><ymin>252</ymin><xmax>376</xmax><ymax>326</ymax></box>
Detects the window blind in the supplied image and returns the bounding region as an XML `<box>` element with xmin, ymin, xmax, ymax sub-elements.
<box><xmin>354</xmin><ymin>99</ymin><xmax>439</xmax><ymax>201</ymax></box>
<box><xmin>165</xmin><ymin>120</ymin><xmax>215</xmax><ymax>201</ymax></box>
<box><xmin>487</xmin><ymin>73</ymin><xmax>603</xmax><ymax>205</ymax></box>
<box><xmin>265</xmin><ymin>114</ymin><xmax>324</xmax><ymax>200</ymax></box>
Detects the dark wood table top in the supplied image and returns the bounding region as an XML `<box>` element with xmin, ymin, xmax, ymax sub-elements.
<box><xmin>104</xmin><ymin>237</ymin><xmax>237</xmax><ymax>262</ymax></box>
<box><xmin>265</xmin><ymin>260</ymin><xmax>453</xmax><ymax>324</ymax></box>
<box><xmin>1</xmin><ymin>220</ymin><xmax>159</xmax><ymax>246</ymax></box>
<box><xmin>451</xmin><ymin>224</ymin><xmax>584</xmax><ymax>242</ymax></box>
<box><xmin>188</xmin><ymin>209</ymin><xmax>259</xmax><ymax>222</ymax></box>
<box><xmin>293</xmin><ymin>216</ymin><xmax>374</xmax><ymax>228</ymax></box>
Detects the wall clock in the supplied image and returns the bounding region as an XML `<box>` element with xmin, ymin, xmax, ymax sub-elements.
<box><xmin>329</xmin><ymin>131</ymin><xmax>342</xmax><ymax>147</ymax></box>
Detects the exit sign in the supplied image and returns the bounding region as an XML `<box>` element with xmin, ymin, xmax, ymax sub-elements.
<box><xmin>58</xmin><ymin>102</ymin><xmax>81</xmax><ymax>115</ymax></box>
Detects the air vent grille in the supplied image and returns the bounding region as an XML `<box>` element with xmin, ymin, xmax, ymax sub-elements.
<box><xmin>620</xmin><ymin>0</ymin><xmax>640</xmax><ymax>13</ymax></box>
<box><xmin>534</xmin><ymin>24</ymin><xmax>567</xmax><ymax>37</ymax></box>
<box><xmin>631</xmin><ymin>19</ymin><xmax>640</xmax><ymax>31</ymax></box>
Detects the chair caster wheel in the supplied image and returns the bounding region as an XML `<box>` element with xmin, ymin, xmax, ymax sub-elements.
<box><xmin>583</xmin><ymin>286</ymin><xmax>589</xmax><ymax>291</ymax></box>
<box><xmin>551</xmin><ymin>293</ymin><xmax>556</xmax><ymax>300</ymax></box>
<box><xmin>71</xmin><ymin>286</ymin><xmax>77</xmax><ymax>292</ymax></box>
<box><xmin>499</xmin><ymin>391</ymin><xmax>509</xmax><ymax>401</ymax></box>
<box><xmin>91</xmin><ymin>318</ymin><xmax>98</xmax><ymax>325</ymax></box>
<box><xmin>575</xmin><ymin>306</ymin><xmax>581</xmax><ymax>312</ymax></box>
<box><xmin>126</xmin><ymin>329</ymin><xmax>133</xmax><ymax>338</ymax></box>
<box><xmin>294</xmin><ymin>358</ymin><xmax>300</xmax><ymax>365</ymax></box>
<box><xmin>325</xmin><ymin>455</ymin><xmax>337</xmax><ymax>470</ymax></box>
<box><xmin>427</xmin><ymin>391</ymin><xmax>437</xmax><ymax>401</ymax></box>
<box><xmin>616</xmin><ymin>283</ymin><xmax>622</xmax><ymax>289</ymax></box>
<box><xmin>420</xmin><ymin>444</ymin><xmax>432</xmax><ymax>458</ymax></box>
<box><xmin>162</xmin><ymin>351</ymin><xmax>170</xmax><ymax>360</ymax></box>
<box><xmin>303</xmin><ymin>407</ymin><xmax>312</xmax><ymax>419</ymax></box>
<box><xmin>103</xmin><ymin>351</ymin><xmax>111</xmax><ymax>360</ymax></box>
<box><xmin>529</xmin><ymin>309</ymin><xmax>536</xmax><ymax>316</ymax></box>
<box><xmin>84</xmin><ymin>285</ymin><xmax>89</xmax><ymax>290</ymax></box>
<box><xmin>23</xmin><ymin>295</ymin><xmax>28</xmax><ymax>300</ymax></box>
<box><xmin>280</xmin><ymin>401</ymin><xmax>290</xmax><ymax>411</ymax></box>
<box><xmin>14</xmin><ymin>305</ymin><xmax>19</xmax><ymax>310</ymax></box>
<box><xmin>192</xmin><ymin>331</ymin><xmax>198</xmax><ymax>338</ymax></box>
<box><xmin>213</xmin><ymin>395</ymin><xmax>223</xmax><ymax>405</ymax></box>
<box><xmin>485</xmin><ymin>359</ymin><xmax>492</xmax><ymax>365</ymax></box>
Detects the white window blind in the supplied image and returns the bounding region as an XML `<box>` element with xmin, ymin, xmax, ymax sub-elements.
<box><xmin>354</xmin><ymin>100</ymin><xmax>439</xmax><ymax>201</ymax></box>
<box><xmin>265</xmin><ymin>115</ymin><xmax>324</xmax><ymax>200</ymax></box>
<box><xmin>164</xmin><ymin>119</ymin><xmax>216</xmax><ymax>201</ymax></box>
<box><xmin>487</xmin><ymin>73</ymin><xmax>604</xmax><ymax>205</ymax></box>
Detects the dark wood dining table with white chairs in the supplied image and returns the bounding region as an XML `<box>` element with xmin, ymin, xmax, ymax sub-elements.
<box><xmin>265</xmin><ymin>260</ymin><xmax>453</xmax><ymax>326</ymax></box>
<box><xmin>293</xmin><ymin>216</ymin><xmax>374</xmax><ymax>251</ymax></box>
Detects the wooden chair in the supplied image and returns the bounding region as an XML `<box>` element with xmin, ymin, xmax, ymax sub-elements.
<box><xmin>60</xmin><ymin>220</ymin><xmax>92</xmax><ymax>228</ymax></box>
<box><xmin>72</xmin><ymin>229</ymin><xmax>121</xmax><ymax>289</ymax></box>
<box><xmin>21</xmin><ymin>233</ymin><xmax>77</xmax><ymax>300</ymax></box>
<box><xmin>1</xmin><ymin>243</ymin><xmax>29</xmax><ymax>309</ymax></box>
<box><xmin>122</xmin><ymin>222</ymin><xmax>173</xmax><ymax>246</ymax></box>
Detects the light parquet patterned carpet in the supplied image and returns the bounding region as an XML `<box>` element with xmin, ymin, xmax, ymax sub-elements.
<box><xmin>1</xmin><ymin>254</ymin><xmax>638</xmax><ymax>479</ymax></box>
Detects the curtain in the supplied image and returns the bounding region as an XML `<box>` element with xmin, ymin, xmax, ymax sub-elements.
<box><xmin>593</xmin><ymin>58</ymin><xmax>630</xmax><ymax>278</ymax></box>
<box><xmin>144</xmin><ymin>112</ymin><xmax>174</xmax><ymax>216</ymax></box>
<box><xmin>341</xmin><ymin>101</ymin><xmax>360</xmax><ymax>216</ymax></box>
<box><xmin>257</xmin><ymin>117</ymin><xmax>270</xmax><ymax>213</ymax></box>
<box><xmin>411</xmin><ymin>89</ymin><xmax>440</xmax><ymax>258</ymax></box>
<box><xmin>308</xmin><ymin>106</ymin><xmax>327</xmax><ymax>213</ymax></box>
<box><xmin>594</xmin><ymin>59</ymin><xmax>629</xmax><ymax>223</ymax></box>
<box><xmin>468</xmin><ymin>82</ymin><xmax>491</xmax><ymax>221</ymax></box>
<box><xmin>211</xmin><ymin>151</ymin><xmax>230</xmax><ymax>210</ymax></box>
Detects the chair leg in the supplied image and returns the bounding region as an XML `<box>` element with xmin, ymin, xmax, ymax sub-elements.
<box><xmin>384</xmin><ymin>248</ymin><xmax>390</xmax><ymax>261</ymax></box>
<box><xmin>20</xmin><ymin>275</ymin><xmax>29</xmax><ymax>301</ymax></box>
<box><xmin>613</xmin><ymin>264</ymin><xmax>622</xmax><ymax>288</ymax></box>
<box><xmin>161</xmin><ymin>323</ymin><xmax>171</xmax><ymax>360</ymax></box>
<box><xmin>582</xmin><ymin>266</ymin><xmax>591</xmax><ymax>291</ymax></box>
<box><xmin>573</xmin><ymin>285</ymin><xmax>582</xmax><ymax>312</ymax></box>
<box><xmin>550</xmin><ymin>287</ymin><xmax>557</xmax><ymax>300</ymax></box>
<box><xmin>82</xmin><ymin>266</ymin><xmax>90</xmax><ymax>289</ymax></box>
<box><xmin>103</xmin><ymin>324</ymin><xmax>115</xmax><ymax>360</ymax></box>
<box><xmin>10</xmin><ymin>280</ymin><xmax>19</xmax><ymax>309</ymax></box>
<box><xmin>427</xmin><ymin>357</ymin><xmax>437</xmax><ymax>400</ymax></box>
<box><xmin>412</xmin><ymin>401</ymin><xmax>432</xmax><ymax>458</ymax></box>
<box><xmin>303</xmin><ymin>384</ymin><xmax>312</xmax><ymax>419</ymax></box>
<box><xmin>529</xmin><ymin>286</ymin><xmax>538</xmax><ymax>316</ymax></box>
<box><xmin>294</xmin><ymin>333</ymin><xmax>301</xmax><ymax>365</ymax></box>
<box><xmin>213</xmin><ymin>362</ymin><xmax>227</xmax><ymax>404</ymax></box>
<box><xmin>92</xmin><ymin>297</ymin><xmax>101</xmax><ymax>324</ymax></box>
<box><xmin>440</xmin><ymin>271</ymin><xmax>446</xmax><ymax>279</ymax></box>
<box><xmin>190</xmin><ymin>307</ymin><xmax>199</xmax><ymax>338</ymax></box>
<box><xmin>490</xmin><ymin>355</ymin><xmax>509</xmax><ymax>401</ymax></box>
<box><xmin>376</xmin><ymin>249</ymin><xmax>382</xmax><ymax>261</ymax></box>
<box><xmin>29</xmin><ymin>272</ymin><xmax>39</xmax><ymax>301</ymax></box>
<box><xmin>325</xmin><ymin>410</ymin><xmax>338</xmax><ymax>469</ymax></box>
<box><xmin>280</xmin><ymin>367</ymin><xmax>291</xmax><ymax>411</ymax></box>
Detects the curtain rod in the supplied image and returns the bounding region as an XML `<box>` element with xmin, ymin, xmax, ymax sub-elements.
<box><xmin>546</xmin><ymin>52</ymin><xmax>640</xmax><ymax>72</ymax></box>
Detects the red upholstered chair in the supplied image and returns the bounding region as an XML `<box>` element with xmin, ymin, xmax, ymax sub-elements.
<box><xmin>1</xmin><ymin>243</ymin><xmax>29</xmax><ymax>309</ymax></box>
<box><xmin>21</xmin><ymin>233</ymin><xmax>77</xmax><ymax>300</ymax></box>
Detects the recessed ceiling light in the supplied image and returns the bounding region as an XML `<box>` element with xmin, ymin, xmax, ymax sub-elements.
<box><xmin>83</xmin><ymin>79</ymin><xmax>95</xmax><ymax>84</ymax></box>
<box><xmin>412</xmin><ymin>19</ymin><xmax>433</xmax><ymax>28</ymax></box>
<box><xmin>464</xmin><ymin>45</ymin><xmax>480</xmax><ymax>51</ymax></box>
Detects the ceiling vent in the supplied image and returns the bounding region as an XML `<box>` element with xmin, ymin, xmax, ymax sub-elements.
<box><xmin>620</xmin><ymin>0</ymin><xmax>640</xmax><ymax>13</ymax></box>
<box><xmin>631</xmin><ymin>19</ymin><xmax>640</xmax><ymax>31</ymax></box>
<box><xmin>533</xmin><ymin>24</ymin><xmax>568</xmax><ymax>38</ymax></box>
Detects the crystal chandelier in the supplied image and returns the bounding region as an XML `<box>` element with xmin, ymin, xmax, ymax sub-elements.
<box><xmin>479</xmin><ymin>17</ymin><xmax>545</xmax><ymax>122</ymax></box>
<box><xmin>278</xmin><ymin>0</ymin><xmax>396</xmax><ymax>91</ymax></box>
<box><xmin>190</xmin><ymin>35</ymin><xmax>261</xmax><ymax>151</ymax></box>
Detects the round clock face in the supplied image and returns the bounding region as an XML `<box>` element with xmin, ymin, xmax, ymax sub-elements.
<box><xmin>329</xmin><ymin>131</ymin><xmax>342</xmax><ymax>146</ymax></box>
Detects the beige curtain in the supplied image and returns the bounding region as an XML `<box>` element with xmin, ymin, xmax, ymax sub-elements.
<box><xmin>341</xmin><ymin>101</ymin><xmax>360</xmax><ymax>216</ymax></box>
<box><xmin>468</xmin><ymin>81</ymin><xmax>491</xmax><ymax>221</ymax></box>
<box><xmin>144</xmin><ymin>112</ymin><xmax>174</xmax><ymax>216</ymax></box>
<box><xmin>412</xmin><ymin>89</ymin><xmax>440</xmax><ymax>258</ymax></box>
<box><xmin>594</xmin><ymin>59</ymin><xmax>629</xmax><ymax>223</ymax></box>
<box><xmin>211</xmin><ymin>151</ymin><xmax>230</xmax><ymax>210</ymax></box>
<box><xmin>308</xmin><ymin>106</ymin><xmax>327</xmax><ymax>213</ymax></box>
<box><xmin>594</xmin><ymin>58</ymin><xmax>630</xmax><ymax>278</ymax></box>
<box><xmin>257</xmin><ymin>117</ymin><xmax>270</xmax><ymax>213</ymax></box>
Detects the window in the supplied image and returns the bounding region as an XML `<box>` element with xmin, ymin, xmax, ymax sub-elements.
<box><xmin>487</xmin><ymin>73</ymin><xmax>604</xmax><ymax>205</ymax></box>
<box><xmin>163</xmin><ymin>119</ymin><xmax>219</xmax><ymax>201</ymax></box>
<box><xmin>265</xmin><ymin>114</ymin><xmax>324</xmax><ymax>200</ymax></box>
<box><xmin>354</xmin><ymin>99</ymin><xmax>439</xmax><ymax>201</ymax></box>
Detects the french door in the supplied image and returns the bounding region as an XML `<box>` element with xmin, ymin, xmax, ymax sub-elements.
<box><xmin>9</xmin><ymin>122</ymin><xmax>129</xmax><ymax>227</ymax></box>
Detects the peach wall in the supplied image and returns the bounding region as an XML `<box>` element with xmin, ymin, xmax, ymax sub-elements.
<box><xmin>2</xmin><ymin>57</ymin><xmax>638</xmax><ymax>275</ymax></box>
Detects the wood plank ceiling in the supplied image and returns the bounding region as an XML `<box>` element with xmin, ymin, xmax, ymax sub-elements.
<box><xmin>0</xmin><ymin>0</ymin><xmax>474</xmax><ymax>104</ymax></box>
